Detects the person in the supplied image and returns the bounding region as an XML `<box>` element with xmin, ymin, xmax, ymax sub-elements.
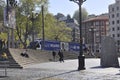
<box><xmin>20</xmin><ymin>49</ymin><xmax>29</xmax><ymax>58</ymax></box>
<box><xmin>52</xmin><ymin>50</ymin><xmax>56</xmax><ymax>61</ymax></box>
<box><xmin>0</xmin><ymin>39</ymin><xmax>3</xmax><ymax>50</ymax></box>
<box><xmin>58</xmin><ymin>50</ymin><xmax>64</xmax><ymax>62</ymax></box>
<box><xmin>1</xmin><ymin>52</ymin><xmax>8</xmax><ymax>60</ymax></box>
<box><xmin>2</xmin><ymin>39</ymin><xmax>6</xmax><ymax>49</ymax></box>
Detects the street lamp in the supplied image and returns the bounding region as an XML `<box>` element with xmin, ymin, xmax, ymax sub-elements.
<box><xmin>30</xmin><ymin>12</ymin><xmax>38</xmax><ymax>42</ymax></box>
<box><xmin>41</xmin><ymin>5</ymin><xmax>45</xmax><ymax>50</ymax></box>
<box><xmin>69</xmin><ymin>0</ymin><xmax>86</xmax><ymax>70</ymax></box>
<box><xmin>89</xmin><ymin>27</ymin><xmax>96</xmax><ymax>56</ymax></box>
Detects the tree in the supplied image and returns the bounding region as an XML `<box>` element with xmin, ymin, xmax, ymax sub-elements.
<box><xmin>0</xmin><ymin>0</ymin><xmax>72</xmax><ymax>48</ymax></box>
<box><xmin>0</xmin><ymin>7</ymin><xmax>3</xmax><ymax>21</ymax></box>
<box><xmin>16</xmin><ymin>0</ymin><xmax>72</xmax><ymax>48</ymax></box>
<box><xmin>15</xmin><ymin>0</ymin><xmax>48</xmax><ymax>48</ymax></box>
<box><xmin>73</xmin><ymin>7</ymin><xmax>88</xmax><ymax>23</ymax></box>
<box><xmin>0</xmin><ymin>1</ymin><xmax>7</xmax><ymax>41</ymax></box>
<box><xmin>37</xmin><ymin>13</ymin><xmax>72</xmax><ymax>42</ymax></box>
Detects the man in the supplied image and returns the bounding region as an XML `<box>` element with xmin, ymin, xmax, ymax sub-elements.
<box><xmin>52</xmin><ymin>50</ymin><xmax>56</xmax><ymax>61</ymax></box>
<box><xmin>58</xmin><ymin>50</ymin><xmax>64</xmax><ymax>62</ymax></box>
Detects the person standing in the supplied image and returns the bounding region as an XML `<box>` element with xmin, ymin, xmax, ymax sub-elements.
<box><xmin>2</xmin><ymin>39</ymin><xmax>6</xmax><ymax>49</ymax></box>
<box><xmin>0</xmin><ymin>39</ymin><xmax>3</xmax><ymax>50</ymax></box>
<box><xmin>52</xmin><ymin>50</ymin><xmax>56</xmax><ymax>61</ymax></box>
<box><xmin>58</xmin><ymin>50</ymin><xmax>64</xmax><ymax>62</ymax></box>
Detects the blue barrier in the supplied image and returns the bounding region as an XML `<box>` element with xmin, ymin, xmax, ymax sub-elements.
<box><xmin>28</xmin><ymin>40</ymin><xmax>86</xmax><ymax>52</ymax></box>
<box><xmin>43</xmin><ymin>41</ymin><xmax>60</xmax><ymax>51</ymax></box>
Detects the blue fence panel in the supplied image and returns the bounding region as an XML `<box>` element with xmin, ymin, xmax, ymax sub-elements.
<box><xmin>69</xmin><ymin>42</ymin><xmax>86</xmax><ymax>52</ymax></box>
<box><xmin>69</xmin><ymin>42</ymin><xmax>80</xmax><ymax>52</ymax></box>
<box><xmin>43</xmin><ymin>40</ymin><xmax>60</xmax><ymax>51</ymax></box>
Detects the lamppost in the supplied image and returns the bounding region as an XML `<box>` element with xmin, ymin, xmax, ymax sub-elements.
<box><xmin>6</xmin><ymin>0</ymin><xmax>9</xmax><ymax>48</ymax></box>
<box><xmin>30</xmin><ymin>12</ymin><xmax>38</xmax><ymax>42</ymax></box>
<box><xmin>41</xmin><ymin>5</ymin><xmax>45</xmax><ymax>50</ymax></box>
<box><xmin>69</xmin><ymin>0</ymin><xmax>86</xmax><ymax>70</ymax></box>
<box><xmin>89</xmin><ymin>27</ymin><xmax>96</xmax><ymax>56</ymax></box>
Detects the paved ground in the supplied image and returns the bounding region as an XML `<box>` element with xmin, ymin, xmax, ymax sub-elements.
<box><xmin>0</xmin><ymin>58</ymin><xmax>120</xmax><ymax>80</ymax></box>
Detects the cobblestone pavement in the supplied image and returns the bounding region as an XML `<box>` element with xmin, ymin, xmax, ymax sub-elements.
<box><xmin>0</xmin><ymin>58</ymin><xmax>120</xmax><ymax>80</ymax></box>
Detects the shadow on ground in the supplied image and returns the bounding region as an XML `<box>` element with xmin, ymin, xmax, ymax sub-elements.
<box><xmin>38</xmin><ymin>70</ymin><xmax>77</xmax><ymax>80</ymax></box>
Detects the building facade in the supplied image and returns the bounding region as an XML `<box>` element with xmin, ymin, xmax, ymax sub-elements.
<box><xmin>82</xmin><ymin>14</ymin><xmax>109</xmax><ymax>53</ymax></box>
<box><xmin>109</xmin><ymin>0</ymin><xmax>120</xmax><ymax>52</ymax></box>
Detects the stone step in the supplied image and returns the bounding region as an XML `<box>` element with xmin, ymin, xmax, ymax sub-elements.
<box><xmin>0</xmin><ymin>60</ymin><xmax>22</xmax><ymax>68</ymax></box>
<box><xmin>0</xmin><ymin>49</ymin><xmax>23</xmax><ymax>69</ymax></box>
<box><xmin>0</xmin><ymin>65</ymin><xmax>22</xmax><ymax>69</ymax></box>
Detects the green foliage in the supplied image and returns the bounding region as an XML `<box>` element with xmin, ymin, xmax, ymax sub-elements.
<box><xmin>15</xmin><ymin>0</ymin><xmax>49</xmax><ymax>48</ymax></box>
<box><xmin>0</xmin><ymin>32</ymin><xmax>7</xmax><ymax>40</ymax></box>
<box><xmin>37</xmin><ymin>13</ymin><xmax>72</xmax><ymax>42</ymax></box>
<box><xmin>19</xmin><ymin>0</ymin><xmax>48</xmax><ymax>15</ymax></box>
<box><xmin>0</xmin><ymin>7</ymin><xmax>3</xmax><ymax>21</ymax></box>
<box><xmin>0</xmin><ymin>0</ymin><xmax>72</xmax><ymax>48</ymax></box>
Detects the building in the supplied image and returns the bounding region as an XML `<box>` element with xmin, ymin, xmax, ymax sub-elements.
<box><xmin>109</xmin><ymin>0</ymin><xmax>120</xmax><ymax>52</ymax></box>
<box><xmin>82</xmin><ymin>14</ymin><xmax>109</xmax><ymax>53</ymax></box>
<box><xmin>55</xmin><ymin>13</ymin><xmax>80</xmax><ymax>42</ymax></box>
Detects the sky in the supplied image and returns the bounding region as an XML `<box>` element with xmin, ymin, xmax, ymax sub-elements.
<box><xmin>49</xmin><ymin>0</ymin><xmax>115</xmax><ymax>16</ymax></box>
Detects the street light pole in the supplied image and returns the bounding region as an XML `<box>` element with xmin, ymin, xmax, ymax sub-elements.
<box><xmin>31</xmin><ymin>12</ymin><xmax>38</xmax><ymax>42</ymax></box>
<box><xmin>6</xmin><ymin>0</ymin><xmax>10</xmax><ymax>48</ymax></box>
<box><xmin>69</xmin><ymin>0</ymin><xmax>86</xmax><ymax>70</ymax></box>
<box><xmin>42</xmin><ymin>5</ymin><xmax>45</xmax><ymax>50</ymax></box>
<box><xmin>31</xmin><ymin>13</ymin><xmax>34</xmax><ymax>42</ymax></box>
<box><xmin>10</xmin><ymin>0</ymin><xmax>17</xmax><ymax>48</ymax></box>
<box><xmin>91</xmin><ymin>28</ymin><xmax>95</xmax><ymax>54</ymax></box>
<box><xmin>89</xmin><ymin>27</ymin><xmax>96</xmax><ymax>56</ymax></box>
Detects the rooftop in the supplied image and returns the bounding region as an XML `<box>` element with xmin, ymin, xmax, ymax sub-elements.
<box><xmin>83</xmin><ymin>16</ymin><xmax>109</xmax><ymax>23</ymax></box>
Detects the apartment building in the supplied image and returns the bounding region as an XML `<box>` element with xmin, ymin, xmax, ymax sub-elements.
<box><xmin>109</xmin><ymin>0</ymin><xmax>120</xmax><ymax>52</ymax></box>
<box><xmin>82</xmin><ymin>14</ymin><xmax>109</xmax><ymax>52</ymax></box>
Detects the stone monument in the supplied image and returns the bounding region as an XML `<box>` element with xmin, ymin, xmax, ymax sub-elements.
<box><xmin>100</xmin><ymin>36</ymin><xmax>119</xmax><ymax>67</ymax></box>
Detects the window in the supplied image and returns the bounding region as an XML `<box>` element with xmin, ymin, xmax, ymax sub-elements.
<box><xmin>117</xmin><ymin>27</ymin><xmax>120</xmax><ymax>30</ymax></box>
<box><xmin>117</xmin><ymin>13</ymin><xmax>119</xmax><ymax>17</ymax></box>
<box><xmin>117</xmin><ymin>40</ymin><xmax>120</xmax><ymax>45</ymax></box>
<box><xmin>112</xmin><ymin>27</ymin><xmax>115</xmax><ymax>31</ymax></box>
<box><xmin>117</xmin><ymin>20</ymin><xmax>120</xmax><ymax>24</ymax></box>
<box><xmin>112</xmin><ymin>8</ymin><xmax>114</xmax><ymax>12</ymax></box>
<box><xmin>112</xmin><ymin>21</ymin><xmax>115</xmax><ymax>25</ymax></box>
<box><xmin>117</xmin><ymin>34</ymin><xmax>120</xmax><ymax>37</ymax></box>
<box><xmin>112</xmin><ymin>14</ymin><xmax>114</xmax><ymax>18</ymax></box>
<box><xmin>112</xmin><ymin>34</ymin><xmax>115</xmax><ymax>37</ymax></box>
<box><xmin>116</xmin><ymin>1</ymin><xmax>119</xmax><ymax>4</ymax></box>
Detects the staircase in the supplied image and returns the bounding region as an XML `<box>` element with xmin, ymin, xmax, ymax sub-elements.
<box><xmin>0</xmin><ymin>49</ymin><xmax>22</xmax><ymax>69</ymax></box>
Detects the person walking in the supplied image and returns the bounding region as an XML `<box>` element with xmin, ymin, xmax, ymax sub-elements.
<box><xmin>2</xmin><ymin>39</ymin><xmax>6</xmax><ymax>49</ymax></box>
<box><xmin>0</xmin><ymin>39</ymin><xmax>3</xmax><ymax>50</ymax></box>
<box><xmin>52</xmin><ymin>50</ymin><xmax>56</xmax><ymax>61</ymax></box>
<box><xmin>58</xmin><ymin>50</ymin><xmax>64</xmax><ymax>62</ymax></box>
